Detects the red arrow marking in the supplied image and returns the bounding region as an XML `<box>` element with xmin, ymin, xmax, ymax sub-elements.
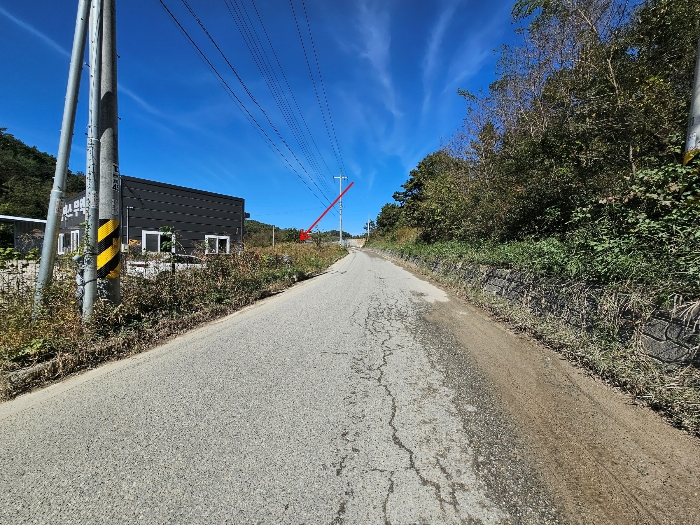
<box><xmin>299</xmin><ymin>181</ymin><xmax>355</xmax><ymax>241</ymax></box>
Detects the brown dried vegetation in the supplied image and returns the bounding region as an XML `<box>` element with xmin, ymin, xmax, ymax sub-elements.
<box><xmin>0</xmin><ymin>243</ymin><xmax>345</xmax><ymax>398</ymax></box>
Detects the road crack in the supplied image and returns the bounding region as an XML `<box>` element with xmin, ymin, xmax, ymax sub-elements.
<box><xmin>361</xmin><ymin>294</ymin><xmax>458</xmax><ymax>518</ymax></box>
<box><xmin>338</xmin><ymin>269</ymin><xmax>508</xmax><ymax>524</ymax></box>
<box><xmin>383</xmin><ymin>471</ymin><xmax>394</xmax><ymax>525</ymax></box>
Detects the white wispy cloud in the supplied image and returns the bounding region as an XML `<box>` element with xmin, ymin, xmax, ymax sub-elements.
<box><xmin>443</xmin><ymin>3</ymin><xmax>510</xmax><ymax>90</ymax></box>
<box><xmin>0</xmin><ymin>5</ymin><xmax>171</xmax><ymax>119</ymax></box>
<box><xmin>421</xmin><ymin>0</ymin><xmax>461</xmax><ymax>115</ymax></box>
<box><xmin>117</xmin><ymin>84</ymin><xmax>166</xmax><ymax>117</ymax></box>
<box><xmin>0</xmin><ymin>6</ymin><xmax>70</xmax><ymax>57</ymax></box>
<box><xmin>356</xmin><ymin>0</ymin><xmax>401</xmax><ymax>118</ymax></box>
<box><xmin>445</xmin><ymin>47</ymin><xmax>491</xmax><ymax>89</ymax></box>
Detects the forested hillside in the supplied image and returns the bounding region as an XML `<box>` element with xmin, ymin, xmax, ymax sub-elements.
<box><xmin>0</xmin><ymin>128</ymin><xmax>85</xmax><ymax>246</ymax></box>
<box><xmin>375</xmin><ymin>0</ymin><xmax>700</xmax><ymax>299</ymax></box>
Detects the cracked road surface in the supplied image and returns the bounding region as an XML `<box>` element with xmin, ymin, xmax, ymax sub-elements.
<box><xmin>1</xmin><ymin>249</ymin><xmax>698</xmax><ymax>524</ymax></box>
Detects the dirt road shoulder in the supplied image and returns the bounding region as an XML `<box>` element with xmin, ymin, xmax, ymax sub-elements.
<box><xmin>382</xmin><ymin>250</ymin><xmax>700</xmax><ymax>524</ymax></box>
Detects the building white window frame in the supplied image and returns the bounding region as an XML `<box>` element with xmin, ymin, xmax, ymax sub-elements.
<box><xmin>142</xmin><ymin>230</ymin><xmax>158</xmax><ymax>253</ymax></box>
<box><xmin>205</xmin><ymin>235</ymin><xmax>230</xmax><ymax>254</ymax></box>
<box><xmin>70</xmin><ymin>230</ymin><xmax>80</xmax><ymax>253</ymax></box>
<box><xmin>57</xmin><ymin>233</ymin><xmax>66</xmax><ymax>255</ymax></box>
<box><xmin>142</xmin><ymin>230</ymin><xmax>176</xmax><ymax>253</ymax></box>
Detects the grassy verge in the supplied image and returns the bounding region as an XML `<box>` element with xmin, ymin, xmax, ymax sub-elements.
<box><xmin>370</xmin><ymin>242</ymin><xmax>700</xmax><ymax>437</ymax></box>
<box><xmin>0</xmin><ymin>243</ymin><xmax>346</xmax><ymax>398</ymax></box>
<box><xmin>371</xmin><ymin>234</ymin><xmax>700</xmax><ymax>307</ymax></box>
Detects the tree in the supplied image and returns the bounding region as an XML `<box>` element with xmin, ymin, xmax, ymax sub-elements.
<box><xmin>440</xmin><ymin>0</ymin><xmax>700</xmax><ymax>241</ymax></box>
<box><xmin>391</xmin><ymin>151</ymin><xmax>471</xmax><ymax>241</ymax></box>
<box><xmin>375</xmin><ymin>204</ymin><xmax>402</xmax><ymax>232</ymax></box>
<box><xmin>0</xmin><ymin>129</ymin><xmax>85</xmax><ymax>247</ymax></box>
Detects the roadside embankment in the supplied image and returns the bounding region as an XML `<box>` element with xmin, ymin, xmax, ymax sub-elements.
<box><xmin>0</xmin><ymin>244</ymin><xmax>346</xmax><ymax>400</ymax></box>
<box><xmin>370</xmin><ymin>247</ymin><xmax>700</xmax><ymax>436</ymax></box>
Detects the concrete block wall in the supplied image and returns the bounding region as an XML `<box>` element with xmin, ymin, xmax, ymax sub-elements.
<box><xmin>385</xmin><ymin>250</ymin><xmax>699</xmax><ymax>368</ymax></box>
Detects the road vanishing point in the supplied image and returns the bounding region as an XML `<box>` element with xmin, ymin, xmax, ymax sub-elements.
<box><xmin>1</xmin><ymin>249</ymin><xmax>699</xmax><ymax>524</ymax></box>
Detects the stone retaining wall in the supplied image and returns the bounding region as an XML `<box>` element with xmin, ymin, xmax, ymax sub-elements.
<box><xmin>383</xmin><ymin>251</ymin><xmax>699</xmax><ymax>368</ymax></box>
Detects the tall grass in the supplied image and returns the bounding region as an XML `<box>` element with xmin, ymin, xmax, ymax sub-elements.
<box><xmin>371</xmin><ymin>236</ymin><xmax>700</xmax><ymax>305</ymax></box>
<box><xmin>0</xmin><ymin>243</ymin><xmax>345</xmax><ymax>378</ymax></box>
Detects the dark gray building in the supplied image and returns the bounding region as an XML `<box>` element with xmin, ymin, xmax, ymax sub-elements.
<box><xmin>59</xmin><ymin>176</ymin><xmax>246</xmax><ymax>255</ymax></box>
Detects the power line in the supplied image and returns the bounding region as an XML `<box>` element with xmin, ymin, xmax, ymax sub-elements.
<box><xmin>180</xmin><ymin>0</ymin><xmax>336</xmax><ymax>208</ymax></box>
<box><xmin>156</xmin><ymin>0</ymin><xmax>331</xmax><ymax>212</ymax></box>
<box><xmin>288</xmin><ymin>0</ymin><xmax>343</xmax><ymax>176</ymax></box>
<box><xmin>300</xmin><ymin>0</ymin><xmax>346</xmax><ymax>176</ymax></box>
<box><xmin>222</xmin><ymin>0</ymin><xmax>335</xmax><ymax>198</ymax></box>
<box><xmin>244</xmin><ymin>0</ymin><xmax>335</xmax><ymax>198</ymax></box>
<box><xmin>250</xmin><ymin>0</ymin><xmax>336</xmax><ymax>181</ymax></box>
<box><xmin>242</xmin><ymin>0</ymin><xmax>335</xmax><ymax>194</ymax></box>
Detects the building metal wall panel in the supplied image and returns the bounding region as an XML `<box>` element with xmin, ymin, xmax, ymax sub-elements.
<box><xmin>59</xmin><ymin>176</ymin><xmax>245</xmax><ymax>254</ymax></box>
<box><xmin>122</xmin><ymin>186</ymin><xmax>243</xmax><ymax>214</ymax></box>
<box><xmin>122</xmin><ymin>179</ymin><xmax>243</xmax><ymax>209</ymax></box>
<box><xmin>121</xmin><ymin>205</ymin><xmax>244</xmax><ymax>226</ymax></box>
<box><xmin>123</xmin><ymin>210</ymin><xmax>243</xmax><ymax>229</ymax></box>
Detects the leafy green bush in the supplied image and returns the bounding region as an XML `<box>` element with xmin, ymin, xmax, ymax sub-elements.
<box><xmin>372</xmin><ymin>151</ymin><xmax>700</xmax><ymax>301</ymax></box>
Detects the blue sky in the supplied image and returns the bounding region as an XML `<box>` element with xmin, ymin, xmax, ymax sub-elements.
<box><xmin>1</xmin><ymin>0</ymin><xmax>517</xmax><ymax>235</ymax></box>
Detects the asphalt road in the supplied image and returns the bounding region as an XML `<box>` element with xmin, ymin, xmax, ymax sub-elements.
<box><xmin>0</xmin><ymin>249</ymin><xmax>621</xmax><ymax>524</ymax></box>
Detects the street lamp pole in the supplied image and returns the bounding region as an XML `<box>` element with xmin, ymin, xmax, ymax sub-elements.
<box><xmin>125</xmin><ymin>206</ymin><xmax>134</xmax><ymax>249</ymax></box>
<box><xmin>33</xmin><ymin>0</ymin><xmax>90</xmax><ymax>315</ymax></box>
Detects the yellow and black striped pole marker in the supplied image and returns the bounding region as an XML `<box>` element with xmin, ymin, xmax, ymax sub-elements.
<box><xmin>98</xmin><ymin>0</ymin><xmax>120</xmax><ymax>305</ymax></box>
<box><xmin>97</xmin><ymin>219</ymin><xmax>120</xmax><ymax>278</ymax></box>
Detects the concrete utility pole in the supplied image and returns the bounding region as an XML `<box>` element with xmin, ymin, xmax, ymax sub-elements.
<box><xmin>272</xmin><ymin>225</ymin><xmax>275</xmax><ymax>248</ymax></box>
<box><xmin>366</xmin><ymin>215</ymin><xmax>370</xmax><ymax>241</ymax></box>
<box><xmin>83</xmin><ymin>0</ymin><xmax>103</xmax><ymax>319</ymax></box>
<box><xmin>97</xmin><ymin>0</ymin><xmax>120</xmax><ymax>304</ymax></box>
<box><xmin>334</xmin><ymin>171</ymin><xmax>347</xmax><ymax>245</ymax></box>
<box><xmin>685</xmin><ymin>30</ymin><xmax>700</xmax><ymax>165</ymax></box>
<box><xmin>34</xmin><ymin>0</ymin><xmax>91</xmax><ymax>314</ymax></box>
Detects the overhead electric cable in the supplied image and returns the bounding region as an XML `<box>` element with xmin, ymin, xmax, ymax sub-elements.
<box><xmin>250</xmin><ymin>0</ymin><xmax>336</xmax><ymax>181</ymax></box>
<box><xmin>288</xmin><ymin>0</ymin><xmax>343</xmax><ymax>175</ymax></box>
<box><xmin>300</xmin><ymin>0</ymin><xmax>346</xmax><ymax>175</ymax></box>
<box><xmin>237</xmin><ymin>0</ymin><xmax>335</xmax><ymax>197</ymax></box>
<box><xmin>156</xmin><ymin>0</ymin><xmax>331</xmax><ymax>211</ymax></box>
<box><xmin>180</xmin><ymin>0</ymin><xmax>335</xmax><ymax>207</ymax></box>
<box><xmin>222</xmin><ymin>0</ymin><xmax>335</xmax><ymax>198</ymax></box>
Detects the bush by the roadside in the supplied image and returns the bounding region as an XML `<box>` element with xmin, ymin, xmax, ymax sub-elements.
<box><xmin>0</xmin><ymin>243</ymin><xmax>346</xmax><ymax>375</ymax></box>
<box><xmin>370</xmin><ymin>233</ymin><xmax>699</xmax><ymax>306</ymax></box>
